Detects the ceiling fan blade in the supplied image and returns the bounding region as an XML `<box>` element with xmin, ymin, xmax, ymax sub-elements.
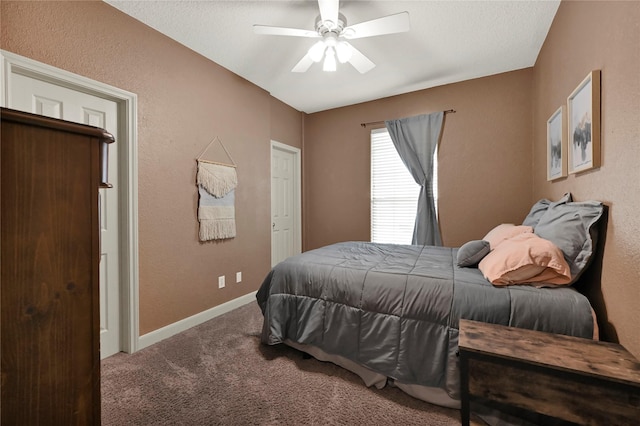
<box><xmin>318</xmin><ymin>0</ymin><xmax>339</xmax><ymax>29</ymax></box>
<box><xmin>347</xmin><ymin>44</ymin><xmax>376</xmax><ymax>74</ymax></box>
<box><xmin>343</xmin><ymin>12</ymin><xmax>410</xmax><ymax>39</ymax></box>
<box><xmin>291</xmin><ymin>54</ymin><xmax>315</xmax><ymax>73</ymax></box>
<box><xmin>253</xmin><ymin>24</ymin><xmax>319</xmax><ymax>38</ymax></box>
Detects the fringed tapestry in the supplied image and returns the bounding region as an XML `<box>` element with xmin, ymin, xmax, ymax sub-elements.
<box><xmin>196</xmin><ymin>137</ymin><xmax>237</xmax><ymax>241</ymax></box>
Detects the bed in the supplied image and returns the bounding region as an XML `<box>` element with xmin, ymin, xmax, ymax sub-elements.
<box><xmin>256</xmin><ymin>194</ymin><xmax>605</xmax><ymax>410</ymax></box>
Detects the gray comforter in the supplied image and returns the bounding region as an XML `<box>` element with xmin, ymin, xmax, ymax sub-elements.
<box><xmin>256</xmin><ymin>241</ymin><xmax>595</xmax><ymax>399</ymax></box>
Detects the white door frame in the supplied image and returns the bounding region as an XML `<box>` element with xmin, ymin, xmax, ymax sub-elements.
<box><xmin>270</xmin><ymin>140</ymin><xmax>302</xmax><ymax>265</ymax></box>
<box><xmin>1</xmin><ymin>50</ymin><xmax>140</xmax><ymax>353</ymax></box>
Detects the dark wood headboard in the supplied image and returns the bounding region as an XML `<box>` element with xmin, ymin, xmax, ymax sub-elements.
<box><xmin>575</xmin><ymin>204</ymin><xmax>612</xmax><ymax>342</ymax></box>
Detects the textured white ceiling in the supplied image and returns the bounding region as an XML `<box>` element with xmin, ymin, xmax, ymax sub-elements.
<box><xmin>105</xmin><ymin>0</ymin><xmax>560</xmax><ymax>113</ymax></box>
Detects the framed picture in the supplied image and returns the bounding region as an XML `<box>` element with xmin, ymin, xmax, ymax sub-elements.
<box><xmin>567</xmin><ymin>70</ymin><xmax>601</xmax><ymax>174</ymax></box>
<box><xmin>546</xmin><ymin>106</ymin><xmax>566</xmax><ymax>181</ymax></box>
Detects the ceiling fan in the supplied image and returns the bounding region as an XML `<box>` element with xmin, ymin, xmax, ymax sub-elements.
<box><xmin>253</xmin><ymin>0</ymin><xmax>410</xmax><ymax>73</ymax></box>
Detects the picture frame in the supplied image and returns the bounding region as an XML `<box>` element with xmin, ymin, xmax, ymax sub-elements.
<box><xmin>567</xmin><ymin>70</ymin><xmax>601</xmax><ymax>174</ymax></box>
<box><xmin>546</xmin><ymin>106</ymin><xmax>566</xmax><ymax>181</ymax></box>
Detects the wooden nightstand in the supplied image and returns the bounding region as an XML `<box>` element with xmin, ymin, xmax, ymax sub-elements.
<box><xmin>458</xmin><ymin>319</ymin><xmax>640</xmax><ymax>426</ymax></box>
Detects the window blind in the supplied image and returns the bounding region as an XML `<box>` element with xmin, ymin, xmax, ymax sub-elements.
<box><xmin>370</xmin><ymin>128</ymin><xmax>420</xmax><ymax>244</ymax></box>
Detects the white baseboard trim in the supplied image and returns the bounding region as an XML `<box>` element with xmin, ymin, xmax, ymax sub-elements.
<box><xmin>137</xmin><ymin>291</ymin><xmax>257</xmax><ymax>351</ymax></box>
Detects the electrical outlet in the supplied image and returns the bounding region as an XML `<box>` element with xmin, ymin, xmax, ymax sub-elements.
<box><xmin>218</xmin><ymin>275</ymin><xmax>225</xmax><ymax>289</ymax></box>
<box><xmin>236</xmin><ymin>272</ymin><xmax>242</xmax><ymax>283</ymax></box>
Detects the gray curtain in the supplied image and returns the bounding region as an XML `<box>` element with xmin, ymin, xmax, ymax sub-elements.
<box><xmin>385</xmin><ymin>112</ymin><xmax>444</xmax><ymax>246</ymax></box>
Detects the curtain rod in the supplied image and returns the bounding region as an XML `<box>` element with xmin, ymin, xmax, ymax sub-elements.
<box><xmin>360</xmin><ymin>109</ymin><xmax>456</xmax><ymax>128</ymax></box>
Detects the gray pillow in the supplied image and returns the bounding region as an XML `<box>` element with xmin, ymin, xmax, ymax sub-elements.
<box><xmin>534</xmin><ymin>200</ymin><xmax>604</xmax><ymax>284</ymax></box>
<box><xmin>457</xmin><ymin>240</ymin><xmax>491</xmax><ymax>267</ymax></box>
<box><xmin>523</xmin><ymin>193</ymin><xmax>572</xmax><ymax>228</ymax></box>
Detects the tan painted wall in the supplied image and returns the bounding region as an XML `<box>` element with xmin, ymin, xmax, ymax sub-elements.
<box><xmin>303</xmin><ymin>69</ymin><xmax>534</xmax><ymax>250</ymax></box>
<box><xmin>532</xmin><ymin>1</ymin><xmax>640</xmax><ymax>356</ymax></box>
<box><xmin>270</xmin><ymin>97</ymin><xmax>303</xmax><ymax>147</ymax></box>
<box><xmin>0</xmin><ymin>1</ymin><xmax>302</xmax><ymax>334</ymax></box>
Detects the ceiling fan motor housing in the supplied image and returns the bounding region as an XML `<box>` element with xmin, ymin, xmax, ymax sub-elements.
<box><xmin>315</xmin><ymin>13</ymin><xmax>348</xmax><ymax>35</ymax></box>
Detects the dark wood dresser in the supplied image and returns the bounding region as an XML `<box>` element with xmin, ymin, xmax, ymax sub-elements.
<box><xmin>1</xmin><ymin>107</ymin><xmax>114</xmax><ymax>425</ymax></box>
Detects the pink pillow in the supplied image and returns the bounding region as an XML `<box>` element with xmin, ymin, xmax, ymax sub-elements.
<box><xmin>478</xmin><ymin>233</ymin><xmax>572</xmax><ymax>286</ymax></box>
<box><xmin>482</xmin><ymin>224</ymin><xmax>533</xmax><ymax>250</ymax></box>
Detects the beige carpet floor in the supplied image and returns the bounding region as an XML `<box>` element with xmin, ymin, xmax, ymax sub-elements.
<box><xmin>102</xmin><ymin>301</ymin><xmax>485</xmax><ymax>425</ymax></box>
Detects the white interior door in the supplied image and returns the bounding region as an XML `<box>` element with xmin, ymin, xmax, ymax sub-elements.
<box><xmin>271</xmin><ymin>141</ymin><xmax>301</xmax><ymax>266</ymax></box>
<box><xmin>9</xmin><ymin>74</ymin><xmax>122</xmax><ymax>359</ymax></box>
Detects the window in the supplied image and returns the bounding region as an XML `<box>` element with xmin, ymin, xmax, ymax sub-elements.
<box><xmin>370</xmin><ymin>128</ymin><xmax>438</xmax><ymax>245</ymax></box>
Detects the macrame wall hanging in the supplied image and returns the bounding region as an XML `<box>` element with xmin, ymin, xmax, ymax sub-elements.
<box><xmin>196</xmin><ymin>137</ymin><xmax>237</xmax><ymax>241</ymax></box>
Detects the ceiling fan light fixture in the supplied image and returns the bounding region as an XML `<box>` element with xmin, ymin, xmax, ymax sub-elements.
<box><xmin>308</xmin><ymin>40</ymin><xmax>326</xmax><ymax>62</ymax></box>
<box><xmin>323</xmin><ymin>47</ymin><xmax>337</xmax><ymax>72</ymax></box>
<box><xmin>254</xmin><ymin>1</ymin><xmax>410</xmax><ymax>74</ymax></box>
<box><xmin>336</xmin><ymin>41</ymin><xmax>352</xmax><ymax>63</ymax></box>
